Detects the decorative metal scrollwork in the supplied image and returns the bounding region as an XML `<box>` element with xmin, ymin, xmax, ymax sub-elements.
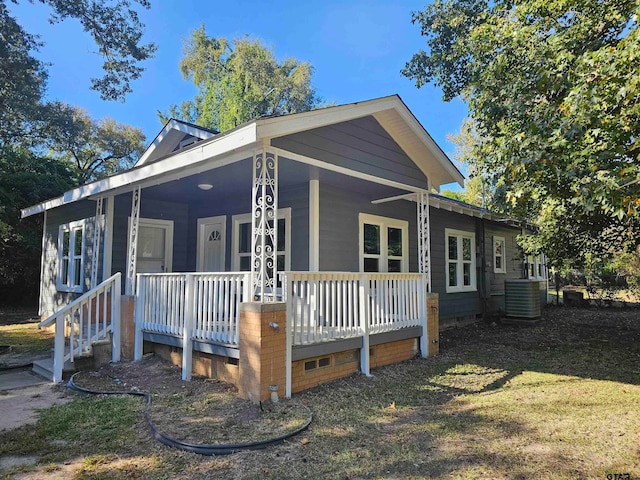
<box><xmin>251</xmin><ymin>150</ymin><xmax>278</xmax><ymax>301</ymax></box>
<box><xmin>125</xmin><ymin>186</ymin><xmax>141</xmax><ymax>295</ymax></box>
<box><xmin>418</xmin><ymin>191</ymin><xmax>431</xmax><ymax>291</ymax></box>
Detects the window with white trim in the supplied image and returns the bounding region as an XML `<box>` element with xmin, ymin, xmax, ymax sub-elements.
<box><xmin>445</xmin><ymin>228</ymin><xmax>476</xmax><ymax>293</ymax></box>
<box><xmin>232</xmin><ymin>209</ymin><xmax>291</xmax><ymax>283</ymax></box>
<box><xmin>359</xmin><ymin>214</ymin><xmax>408</xmax><ymax>273</ymax></box>
<box><xmin>526</xmin><ymin>254</ymin><xmax>546</xmax><ymax>279</ymax></box>
<box><xmin>57</xmin><ymin>220</ymin><xmax>85</xmax><ymax>292</ymax></box>
<box><xmin>493</xmin><ymin>236</ymin><xmax>506</xmax><ymax>274</ymax></box>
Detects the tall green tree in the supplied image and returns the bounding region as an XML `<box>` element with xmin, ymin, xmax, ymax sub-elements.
<box><xmin>442</xmin><ymin>118</ymin><xmax>491</xmax><ymax>208</ymax></box>
<box><xmin>160</xmin><ymin>27</ymin><xmax>323</xmax><ymax>132</ymax></box>
<box><xmin>43</xmin><ymin>104</ymin><xmax>146</xmax><ymax>183</ymax></box>
<box><xmin>0</xmin><ymin>0</ymin><xmax>155</xmax><ymax>146</ymax></box>
<box><xmin>403</xmin><ymin>0</ymin><xmax>640</xmax><ymax>266</ymax></box>
<box><xmin>0</xmin><ymin>150</ymin><xmax>75</xmax><ymax>303</ymax></box>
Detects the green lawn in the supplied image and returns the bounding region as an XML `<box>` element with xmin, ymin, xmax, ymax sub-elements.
<box><xmin>1</xmin><ymin>306</ymin><xmax>639</xmax><ymax>479</ymax></box>
<box><xmin>0</xmin><ymin>322</ymin><xmax>54</xmax><ymax>355</ymax></box>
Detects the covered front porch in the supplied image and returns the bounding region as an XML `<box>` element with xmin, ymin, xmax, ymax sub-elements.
<box><xmin>119</xmin><ymin>140</ymin><xmax>436</xmax><ymax>399</ymax></box>
<box><xmin>27</xmin><ymin>97</ymin><xmax>461</xmax><ymax>394</ymax></box>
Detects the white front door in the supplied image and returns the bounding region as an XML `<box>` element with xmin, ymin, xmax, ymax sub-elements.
<box><xmin>197</xmin><ymin>216</ymin><xmax>226</xmax><ymax>272</ymax></box>
<box><xmin>131</xmin><ymin>218</ymin><xmax>174</xmax><ymax>274</ymax></box>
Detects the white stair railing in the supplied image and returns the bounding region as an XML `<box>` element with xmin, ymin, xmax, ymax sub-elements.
<box><xmin>39</xmin><ymin>273</ymin><xmax>122</xmax><ymax>383</ymax></box>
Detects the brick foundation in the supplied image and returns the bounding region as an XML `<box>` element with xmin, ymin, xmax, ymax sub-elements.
<box><xmin>238</xmin><ymin>302</ymin><xmax>287</xmax><ymax>403</ymax></box>
<box><xmin>152</xmin><ymin>344</ymin><xmax>240</xmax><ymax>386</ymax></box>
<box><xmin>124</xmin><ymin>291</ymin><xmax>440</xmax><ymax>398</ymax></box>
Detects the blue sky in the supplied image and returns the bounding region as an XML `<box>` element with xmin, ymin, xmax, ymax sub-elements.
<box><xmin>9</xmin><ymin>0</ymin><xmax>468</xmax><ymax>189</ymax></box>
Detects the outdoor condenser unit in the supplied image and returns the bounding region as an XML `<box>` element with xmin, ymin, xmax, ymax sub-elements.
<box><xmin>504</xmin><ymin>279</ymin><xmax>541</xmax><ymax>319</ymax></box>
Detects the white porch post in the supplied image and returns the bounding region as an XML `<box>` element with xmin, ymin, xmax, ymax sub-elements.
<box><xmin>251</xmin><ymin>148</ymin><xmax>278</xmax><ymax>302</ymax></box>
<box><xmin>90</xmin><ymin>197</ymin><xmax>103</xmax><ymax>288</ymax></box>
<box><xmin>102</xmin><ymin>196</ymin><xmax>114</xmax><ymax>281</ymax></box>
<box><xmin>125</xmin><ymin>186</ymin><xmax>141</xmax><ymax>295</ymax></box>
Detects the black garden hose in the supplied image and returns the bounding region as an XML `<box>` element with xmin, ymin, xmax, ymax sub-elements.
<box><xmin>67</xmin><ymin>372</ymin><xmax>313</xmax><ymax>455</ymax></box>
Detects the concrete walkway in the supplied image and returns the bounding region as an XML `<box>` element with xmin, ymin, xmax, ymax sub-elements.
<box><xmin>0</xmin><ymin>369</ymin><xmax>72</xmax><ymax>431</ymax></box>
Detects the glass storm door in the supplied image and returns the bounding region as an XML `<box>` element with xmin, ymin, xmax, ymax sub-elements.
<box><xmin>135</xmin><ymin>219</ymin><xmax>173</xmax><ymax>273</ymax></box>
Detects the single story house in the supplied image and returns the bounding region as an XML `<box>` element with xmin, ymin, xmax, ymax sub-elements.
<box><xmin>23</xmin><ymin>95</ymin><xmax>545</xmax><ymax>400</ymax></box>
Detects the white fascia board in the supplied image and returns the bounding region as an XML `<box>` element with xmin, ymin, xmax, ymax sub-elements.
<box><xmin>386</xmin><ymin>104</ymin><xmax>465</xmax><ymax>188</ymax></box>
<box><xmin>136</xmin><ymin>119</ymin><xmax>217</xmax><ymax>167</ymax></box>
<box><xmin>22</xmin><ymin>124</ymin><xmax>257</xmax><ymax>218</ymax></box>
<box><xmin>256</xmin><ymin>96</ymin><xmax>399</xmax><ymax>140</ymax></box>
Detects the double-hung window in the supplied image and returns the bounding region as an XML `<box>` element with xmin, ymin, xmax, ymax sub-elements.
<box><xmin>57</xmin><ymin>220</ymin><xmax>85</xmax><ymax>292</ymax></box>
<box><xmin>526</xmin><ymin>254</ymin><xmax>546</xmax><ymax>279</ymax></box>
<box><xmin>445</xmin><ymin>228</ymin><xmax>476</xmax><ymax>292</ymax></box>
<box><xmin>359</xmin><ymin>214</ymin><xmax>408</xmax><ymax>273</ymax></box>
<box><xmin>493</xmin><ymin>236</ymin><xmax>506</xmax><ymax>274</ymax></box>
<box><xmin>232</xmin><ymin>208</ymin><xmax>291</xmax><ymax>284</ymax></box>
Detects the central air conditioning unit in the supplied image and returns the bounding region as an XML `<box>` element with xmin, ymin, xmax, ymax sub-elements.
<box><xmin>504</xmin><ymin>279</ymin><xmax>541</xmax><ymax>320</ymax></box>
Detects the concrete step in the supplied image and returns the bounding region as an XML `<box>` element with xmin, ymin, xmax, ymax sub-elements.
<box><xmin>32</xmin><ymin>357</ymin><xmax>75</xmax><ymax>382</ymax></box>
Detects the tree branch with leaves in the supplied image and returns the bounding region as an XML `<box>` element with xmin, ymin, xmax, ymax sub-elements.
<box><xmin>404</xmin><ymin>0</ymin><xmax>640</xmax><ymax>266</ymax></box>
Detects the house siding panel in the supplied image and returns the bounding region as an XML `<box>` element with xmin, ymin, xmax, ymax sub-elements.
<box><xmin>429</xmin><ymin>207</ymin><xmax>482</xmax><ymax>322</ymax></box>
<box><xmin>40</xmin><ymin>200</ymin><xmax>101</xmax><ymax>316</ymax></box>
<box><xmin>111</xmin><ymin>193</ymin><xmax>189</xmax><ymax>285</ymax></box>
<box><xmin>483</xmin><ymin>224</ymin><xmax>524</xmax><ymax>312</ymax></box>
<box><xmin>271</xmin><ymin>116</ymin><xmax>429</xmax><ymax>190</ymax></box>
<box><xmin>318</xmin><ymin>183</ymin><xmax>418</xmax><ymax>272</ymax></box>
<box><xmin>186</xmin><ymin>183</ymin><xmax>309</xmax><ymax>272</ymax></box>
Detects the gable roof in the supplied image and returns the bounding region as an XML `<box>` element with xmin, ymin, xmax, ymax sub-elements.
<box><xmin>136</xmin><ymin>118</ymin><xmax>218</xmax><ymax>166</ymax></box>
<box><xmin>22</xmin><ymin>95</ymin><xmax>465</xmax><ymax>218</ymax></box>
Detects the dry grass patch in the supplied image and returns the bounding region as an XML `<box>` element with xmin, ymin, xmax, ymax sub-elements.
<box><xmin>1</xmin><ymin>307</ymin><xmax>639</xmax><ymax>479</ymax></box>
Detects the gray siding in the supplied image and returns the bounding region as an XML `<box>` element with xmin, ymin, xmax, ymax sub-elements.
<box><xmin>186</xmin><ymin>183</ymin><xmax>309</xmax><ymax>272</ymax></box>
<box><xmin>40</xmin><ymin>200</ymin><xmax>102</xmax><ymax>316</ymax></box>
<box><xmin>429</xmin><ymin>207</ymin><xmax>482</xmax><ymax>321</ymax></box>
<box><xmin>318</xmin><ymin>183</ymin><xmax>418</xmax><ymax>272</ymax></box>
<box><xmin>271</xmin><ymin>116</ymin><xmax>429</xmax><ymax>190</ymax></box>
<box><xmin>429</xmin><ymin>207</ymin><xmax>527</xmax><ymax>321</ymax></box>
<box><xmin>111</xmin><ymin>193</ymin><xmax>190</xmax><ymax>283</ymax></box>
<box><xmin>483</xmin><ymin>224</ymin><xmax>525</xmax><ymax>313</ymax></box>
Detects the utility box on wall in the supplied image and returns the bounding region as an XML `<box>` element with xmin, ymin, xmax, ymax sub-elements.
<box><xmin>504</xmin><ymin>279</ymin><xmax>542</xmax><ymax>320</ymax></box>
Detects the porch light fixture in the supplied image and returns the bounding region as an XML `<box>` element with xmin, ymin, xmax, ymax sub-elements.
<box><xmin>197</xmin><ymin>183</ymin><xmax>213</xmax><ymax>191</ymax></box>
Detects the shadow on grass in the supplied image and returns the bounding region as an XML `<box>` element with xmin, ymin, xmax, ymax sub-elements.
<box><xmin>1</xmin><ymin>306</ymin><xmax>639</xmax><ymax>479</ymax></box>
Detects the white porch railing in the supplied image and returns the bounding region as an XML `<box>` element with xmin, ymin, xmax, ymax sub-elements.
<box><xmin>284</xmin><ymin>272</ymin><xmax>428</xmax><ymax>397</ymax></box>
<box><xmin>38</xmin><ymin>273</ymin><xmax>122</xmax><ymax>383</ymax></box>
<box><xmin>284</xmin><ymin>272</ymin><xmax>426</xmax><ymax>345</ymax></box>
<box><xmin>134</xmin><ymin>272</ymin><xmax>251</xmax><ymax>379</ymax></box>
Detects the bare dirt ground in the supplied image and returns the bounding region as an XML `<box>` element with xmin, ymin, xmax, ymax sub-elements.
<box><xmin>71</xmin><ymin>355</ymin><xmax>311</xmax><ymax>444</ymax></box>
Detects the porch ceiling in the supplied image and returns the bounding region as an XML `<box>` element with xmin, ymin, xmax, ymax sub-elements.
<box><xmin>141</xmin><ymin>157</ymin><xmax>410</xmax><ymax>204</ymax></box>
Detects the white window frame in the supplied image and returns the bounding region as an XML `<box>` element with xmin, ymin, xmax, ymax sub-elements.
<box><xmin>127</xmin><ymin>217</ymin><xmax>174</xmax><ymax>273</ymax></box>
<box><xmin>232</xmin><ymin>208</ymin><xmax>291</xmax><ymax>272</ymax></box>
<box><xmin>358</xmin><ymin>213</ymin><xmax>409</xmax><ymax>273</ymax></box>
<box><xmin>527</xmin><ymin>254</ymin><xmax>546</xmax><ymax>279</ymax></box>
<box><xmin>56</xmin><ymin>219</ymin><xmax>86</xmax><ymax>293</ymax></box>
<box><xmin>493</xmin><ymin>235</ymin><xmax>506</xmax><ymax>274</ymax></box>
<box><xmin>445</xmin><ymin>228</ymin><xmax>477</xmax><ymax>293</ymax></box>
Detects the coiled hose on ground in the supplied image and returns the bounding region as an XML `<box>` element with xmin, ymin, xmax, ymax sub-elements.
<box><xmin>67</xmin><ymin>372</ymin><xmax>313</xmax><ymax>455</ymax></box>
